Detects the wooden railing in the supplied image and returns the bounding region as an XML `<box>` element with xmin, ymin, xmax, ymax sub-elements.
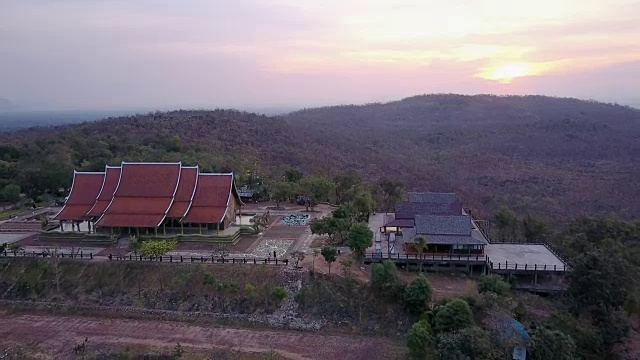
<box><xmin>364</xmin><ymin>252</ymin><xmax>488</xmax><ymax>262</ymax></box>
<box><xmin>0</xmin><ymin>250</ymin><xmax>289</xmax><ymax>265</ymax></box>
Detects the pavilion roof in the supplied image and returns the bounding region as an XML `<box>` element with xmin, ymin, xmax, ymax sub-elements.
<box><xmin>54</xmin><ymin>171</ymin><xmax>105</xmax><ymax>221</ymax></box>
<box><xmin>95</xmin><ymin>162</ymin><xmax>181</xmax><ymax>228</ymax></box>
<box><xmin>166</xmin><ymin>166</ymin><xmax>198</xmax><ymax>218</ymax></box>
<box><xmin>181</xmin><ymin>173</ymin><xmax>235</xmax><ymax>224</ymax></box>
<box><xmin>86</xmin><ymin>166</ymin><xmax>121</xmax><ymax>218</ymax></box>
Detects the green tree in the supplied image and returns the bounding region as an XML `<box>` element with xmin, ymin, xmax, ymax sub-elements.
<box><xmin>333</xmin><ymin>170</ymin><xmax>363</xmax><ymax>204</ymax></box>
<box><xmin>522</xmin><ymin>214</ymin><xmax>550</xmax><ymax>242</ymax></box>
<box><xmin>371</xmin><ymin>260</ymin><xmax>400</xmax><ymax>293</ymax></box>
<box><xmin>434</xmin><ymin>299</ymin><xmax>474</xmax><ymax>333</ymax></box>
<box><xmin>567</xmin><ymin>249</ymin><xmax>633</xmax><ymax>314</ymax></box>
<box><xmin>377</xmin><ymin>178</ymin><xmax>404</xmax><ymax>211</ymax></box>
<box><xmin>283</xmin><ymin>168</ymin><xmax>303</xmax><ymax>183</ymax></box>
<box><xmin>351</xmin><ymin>188</ymin><xmax>376</xmax><ymax>222</ymax></box>
<box><xmin>406</xmin><ymin>319</ymin><xmax>435</xmax><ymax>360</ymax></box>
<box><xmin>320</xmin><ymin>245</ymin><xmax>337</xmax><ymax>274</ymax></box>
<box><xmin>271</xmin><ymin>181</ymin><xmax>294</xmax><ymax>208</ymax></box>
<box><xmin>0</xmin><ymin>184</ymin><xmax>21</xmax><ymax>203</ymax></box>
<box><xmin>414</xmin><ymin>236</ymin><xmax>427</xmax><ymax>273</ymax></box>
<box><xmin>493</xmin><ymin>206</ymin><xmax>518</xmax><ymax>240</ymax></box>
<box><xmin>403</xmin><ymin>274</ymin><xmax>433</xmax><ymax>314</ymax></box>
<box><xmin>139</xmin><ymin>240</ymin><xmax>177</xmax><ymax>257</ymax></box>
<box><xmin>300</xmin><ymin>176</ymin><xmax>335</xmax><ymax>210</ymax></box>
<box><xmin>437</xmin><ymin>327</ymin><xmax>498</xmax><ymax>360</ymax></box>
<box><xmin>345</xmin><ymin>222</ymin><xmax>373</xmax><ymax>259</ymax></box>
<box><xmin>528</xmin><ymin>327</ymin><xmax>577</xmax><ymax>360</ymax></box>
<box><xmin>477</xmin><ymin>275</ymin><xmax>510</xmax><ymax>296</ymax></box>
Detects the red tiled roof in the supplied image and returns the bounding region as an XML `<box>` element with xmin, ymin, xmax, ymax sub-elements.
<box><xmin>86</xmin><ymin>166</ymin><xmax>121</xmax><ymax>217</ymax></box>
<box><xmin>182</xmin><ymin>174</ymin><xmax>233</xmax><ymax>223</ymax></box>
<box><xmin>95</xmin><ymin>163</ymin><xmax>181</xmax><ymax>227</ymax></box>
<box><xmin>166</xmin><ymin>166</ymin><xmax>198</xmax><ymax>218</ymax></box>
<box><xmin>55</xmin><ymin>172</ymin><xmax>105</xmax><ymax>221</ymax></box>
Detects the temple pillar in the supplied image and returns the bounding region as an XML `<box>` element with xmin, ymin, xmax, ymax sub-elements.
<box><xmin>216</xmin><ymin>222</ymin><xmax>219</xmax><ymax>234</ymax></box>
<box><xmin>60</xmin><ymin>221</ymin><xmax>64</xmax><ymax>232</ymax></box>
<box><xmin>199</xmin><ymin>223</ymin><xmax>202</xmax><ymax>234</ymax></box>
<box><xmin>136</xmin><ymin>228</ymin><xmax>140</xmax><ymax>238</ymax></box>
<box><xmin>146</xmin><ymin>228</ymin><xmax>149</xmax><ymax>235</ymax></box>
<box><xmin>154</xmin><ymin>227</ymin><xmax>158</xmax><ymax>236</ymax></box>
<box><xmin>180</xmin><ymin>222</ymin><xmax>184</xmax><ymax>235</ymax></box>
<box><xmin>163</xmin><ymin>222</ymin><xmax>166</xmax><ymax>235</ymax></box>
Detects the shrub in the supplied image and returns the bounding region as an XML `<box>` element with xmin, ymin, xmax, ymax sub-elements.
<box><xmin>434</xmin><ymin>299</ymin><xmax>474</xmax><ymax>334</ymax></box>
<box><xmin>406</xmin><ymin>319</ymin><xmax>435</xmax><ymax>359</ymax></box>
<box><xmin>403</xmin><ymin>274</ymin><xmax>433</xmax><ymax>314</ymax></box>
<box><xmin>138</xmin><ymin>240</ymin><xmax>177</xmax><ymax>257</ymax></box>
<box><xmin>245</xmin><ymin>283</ymin><xmax>257</xmax><ymax>298</ymax></box>
<box><xmin>477</xmin><ymin>275</ymin><xmax>510</xmax><ymax>296</ymax></box>
<box><xmin>371</xmin><ymin>260</ymin><xmax>400</xmax><ymax>293</ymax></box>
<box><xmin>202</xmin><ymin>273</ymin><xmax>215</xmax><ymax>286</ymax></box>
<box><xmin>271</xmin><ymin>286</ymin><xmax>287</xmax><ymax>300</ymax></box>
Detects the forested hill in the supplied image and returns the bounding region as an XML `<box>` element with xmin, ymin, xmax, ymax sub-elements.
<box><xmin>283</xmin><ymin>95</ymin><xmax>640</xmax><ymax>220</ymax></box>
<box><xmin>1</xmin><ymin>95</ymin><xmax>639</xmax><ymax>222</ymax></box>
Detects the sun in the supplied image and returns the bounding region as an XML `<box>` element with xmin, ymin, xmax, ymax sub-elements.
<box><xmin>479</xmin><ymin>63</ymin><xmax>533</xmax><ymax>83</ymax></box>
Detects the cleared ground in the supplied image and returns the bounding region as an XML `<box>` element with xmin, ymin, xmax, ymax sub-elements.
<box><xmin>485</xmin><ymin>244</ymin><xmax>566</xmax><ymax>270</ymax></box>
<box><xmin>0</xmin><ymin>312</ymin><xmax>403</xmax><ymax>360</ymax></box>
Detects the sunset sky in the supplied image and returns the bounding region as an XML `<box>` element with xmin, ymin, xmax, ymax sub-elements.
<box><xmin>1</xmin><ymin>0</ymin><xmax>639</xmax><ymax>110</ymax></box>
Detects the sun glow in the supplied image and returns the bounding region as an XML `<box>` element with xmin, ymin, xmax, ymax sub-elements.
<box><xmin>479</xmin><ymin>63</ymin><xmax>534</xmax><ymax>83</ymax></box>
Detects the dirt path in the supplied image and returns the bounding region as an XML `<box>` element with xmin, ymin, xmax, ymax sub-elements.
<box><xmin>0</xmin><ymin>312</ymin><xmax>401</xmax><ymax>360</ymax></box>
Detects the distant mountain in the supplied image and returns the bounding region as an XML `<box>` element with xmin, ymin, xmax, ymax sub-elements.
<box><xmin>0</xmin><ymin>98</ymin><xmax>15</xmax><ymax>110</ymax></box>
<box><xmin>1</xmin><ymin>94</ymin><xmax>639</xmax><ymax>222</ymax></box>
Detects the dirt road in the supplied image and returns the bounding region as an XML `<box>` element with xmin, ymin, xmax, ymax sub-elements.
<box><xmin>0</xmin><ymin>312</ymin><xmax>401</xmax><ymax>359</ymax></box>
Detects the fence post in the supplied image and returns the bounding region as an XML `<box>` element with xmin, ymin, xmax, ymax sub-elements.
<box><xmin>180</xmin><ymin>256</ymin><xmax>183</xmax><ymax>262</ymax></box>
<box><xmin>80</xmin><ymin>251</ymin><xmax>83</xmax><ymax>259</ymax></box>
<box><xmin>160</xmin><ymin>256</ymin><xmax>163</xmax><ymax>262</ymax></box>
<box><xmin>170</xmin><ymin>255</ymin><xmax>172</xmax><ymax>263</ymax></box>
<box><xmin>90</xmin><ymin>253</ymin><xmax>93</xmax><ymax>259</ymax></box>
<box><xmin>275</xmin><ymin>258</ymin><xmax>278</xmax><ymax>265</ymax></box>
<box><xmin>233</xmin><ymin>258</ymin><xmax>235</xmax><ymax>264</ymax></box>
<box><xmin>554</xmin><ymin>265</ymin><xmax>557</xmax><ymax>271</ymax></box>
<box><xmin>108</xmin><ymin>254</ymin><xmax>112</xmax><ymax>260</ymax></box>
<box><xmin>515</xmin><ymin>263</ymin><xmax>518</xmax><ymax>270</ymax></box>
<box><xmin>525</xmin><ymin>264</ymin><xmax>527</xmax><ymax>270</ymax></box>
<box><xmin>200</xmin><ymin>256</ymin><xmax>204</xmax><ymax>263</ymax></box>
<box><xmin>534</xmin><ymin>264</ymin><xmax>537</xmax><ymax>271</ymax></box>
<box><xmin>190</xmin><ymin>256</ymin><xmax>194</xmax><ymax>262</ymax></box>
<box><xmin>264</xmin><ymin>259</ymin><xmax>267</xmax><ymax>264</ymax></box>
<box><xmin>253</xmin><ymin>258</ymin><xmax>256</xmax><ymax>264</ymax></box>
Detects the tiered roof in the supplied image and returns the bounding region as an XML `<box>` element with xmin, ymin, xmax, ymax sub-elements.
<box><xmin>86</xmin><ymin>166</ymin><xmax>121</xmax><ymax>218</ymax></box>
<box><xmin>55</xmin><ymin>162</ymin><xmax>241</xmax><ymax>227</ymax></box>
<box><xmin>53</xmin><ymin>172</ymin><xmax>105</xmax><ymax>221</ymax></box>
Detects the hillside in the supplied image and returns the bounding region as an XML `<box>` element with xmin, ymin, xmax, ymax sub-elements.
<box><xmin>283</xmin><ymin>95</ymin><xmax>640</xmax><ymax>220</ymax></box>
<box><xmin>1</xmin><ymin>95</ymin><xmax>639</xmax><ymax>221</ymax></box>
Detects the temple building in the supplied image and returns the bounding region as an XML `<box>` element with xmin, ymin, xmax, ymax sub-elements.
<box><xmin>54</xmin><ymin>162</ymin><xmax>243</xmax><ymax>236</ymax></box>
<box><xmin>383</xmin><ymin>192</ymin><xmax>488</xmax><ymax>254</ymax></box>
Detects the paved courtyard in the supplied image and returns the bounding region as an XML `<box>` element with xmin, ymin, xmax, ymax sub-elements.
<box><xmin>485</xmin><ymin>244</ymin><xmax>566</xmax><ymax>269</ymax></box>
<box><xmin>0</xmin><ymin>233</ymin><xmax>33</xmax><ymax>245</ymax></box>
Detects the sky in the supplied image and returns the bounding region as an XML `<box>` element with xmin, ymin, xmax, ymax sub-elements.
<box><xmin>0</xmin><ymin>0</ymin><xmax>639</xmax><ymax>110</ymax></box>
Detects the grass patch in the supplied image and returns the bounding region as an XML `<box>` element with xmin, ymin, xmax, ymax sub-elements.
<box><xmin>0</xmin><ymin>258</ymin><xmax>286</xmax><ymax>314</ymax></box>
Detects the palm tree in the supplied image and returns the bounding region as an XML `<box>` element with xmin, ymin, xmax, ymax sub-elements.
<box><xmin>414</xmin><ymin>236</ymin><xmax>426</xmax><ymax>273</ymax></box>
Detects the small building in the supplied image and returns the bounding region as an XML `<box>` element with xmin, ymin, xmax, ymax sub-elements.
<box><xmin>383</xmin><ymin>192</ymin><xmax>488</xmax><ymax>255</ymax></box>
